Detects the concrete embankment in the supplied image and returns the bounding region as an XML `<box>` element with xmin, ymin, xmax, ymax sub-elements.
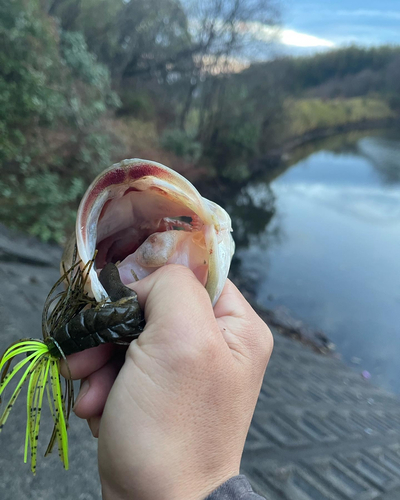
<box><xmin>1</xmin><ymin>224</ymin><xmax>400</xmax><ymax>499</ymax></box>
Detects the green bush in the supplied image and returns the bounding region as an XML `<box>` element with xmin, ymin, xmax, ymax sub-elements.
<box><xmin>0</xmin><ymin>173</ymin><xmax>85</xmax><ymax>242</ymax></box>
<box><xmin>199</xmin><ymin>81</ymin><xmax>264</xmax><ymax>181</ymax></box>
<box><xmin>160</xmin><ymin>128</ymin><xmax>202</xmax><ymax>162</ymax></box>
<box><xmin>0</xmin><ymin>0</ymin><xmax>119</xmax><ymax>243</ymax></box>
<box><xmin>207</xmin><ymin>121</ymin><xmax>259</xmax><ymax>182</ymax></box>
<box><xmin>117</xmin><ymin>90</ymin><xmax>155</xmax><ymax>120</ymax></box>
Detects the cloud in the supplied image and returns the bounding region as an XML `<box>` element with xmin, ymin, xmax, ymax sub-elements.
<box><xmin>280</xmin><ymin>29</ymin><xmax>335</xmax><ymax>48</ymax></box>
<box><xmin>241</xmin><ymin>22</ymin><xmax>335</xmax><ymax>48</ymax></box>
<box><xmin>337</xmin><ymin>10</ymin><xmax>400</xmax><ymax>20</ymax></box>
<box><xmin>188</xmin><ymin>18</ymin><xmax>335</xmax><ymax>59</ymax></box>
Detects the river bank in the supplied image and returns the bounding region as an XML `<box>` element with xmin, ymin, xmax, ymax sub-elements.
<box><xmin>250</xmin><ymin>116</ymin><xmax>400</xmax><ymax>176</ymax></box>
<box><xmin>2</xmin><ymin>122</ymin><xmax>399</xmax><ymax>360</ymax></box>
<box><xmin>2</xmin><ymin>221</ymin><xmax>400</xmax><ymax>500</ymax></box>
<box><xmin>194</xmin><ymin>118</ymin><xmax>400</xmax><ymax>203</ymax></box>
<box><xmin>230</xmin><ymin>269</ymin><xmax>336</xmax><ymax>355</ymax></box>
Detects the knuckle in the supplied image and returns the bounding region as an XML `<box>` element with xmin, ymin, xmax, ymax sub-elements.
<box><xmin>258</xmin><ymin>322</ymin><xmax>274</xmax><ymax>363</ymax></box>
<box><xmin>175</xmin><ymin>329</ymin><xmax>220</xmax><ymax>371</ymax></box>
<box><xmin>247</xmin><ymin>318</ymin><xmax>273</xmax><ymax>366</ymax></box>
<box><xmin>168</xmin><ymin>340</ymin><xmax>208</xmax><ymax>374</ymax></box>
<box><xmin>179</xmin><ymin>342</ymin><xmax>204</xmax><ymax>366</ymax></box>
<box><xmin>259</xmin><ymin>315</ymin><xmax>273</xmax><ymax>342</ymax></box>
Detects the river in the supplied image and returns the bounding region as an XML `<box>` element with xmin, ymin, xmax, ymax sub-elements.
<box><xmin>229</xmin><ymin>130</ymin><xmax>400</xmax><ymax>393</ymax></box>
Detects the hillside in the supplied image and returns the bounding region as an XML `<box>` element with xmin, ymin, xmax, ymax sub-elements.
<box><xmin>0</xmin><ymin>1</ymin><xmax>399</xmax><ymax>241</ymax></box>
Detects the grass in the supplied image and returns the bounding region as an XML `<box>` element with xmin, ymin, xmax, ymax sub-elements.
<box><xmin>285</xmin><ymin>97</ymin><xmax>395</xmax><ymax>137</ymax></box>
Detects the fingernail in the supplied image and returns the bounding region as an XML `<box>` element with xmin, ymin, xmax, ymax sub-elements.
<box><xmin>73</xmin><ymin>379</ymin><xmax>89</xmax><ymax>412</ymax></box>
<box><xmin>88</xmin><ymin>416</ymin><xmax>101</xmax><ymax>438</ymax></box>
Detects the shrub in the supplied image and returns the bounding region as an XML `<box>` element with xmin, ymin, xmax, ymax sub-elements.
<box><xmin>0</xmin><ymin>0</ymin><xmax>119</xmax><ymax>243</ymax></box>
<box><xmin>117</xmin><ymin>90</ymin><xmax>156</xmax><ymax>120</ymax></box>
<box><xmin>207</xmin><ymin>122</ymin><xmax>259</xmax><ymax>181</ymax></box>
<box><xmin>160</xmin><ymin>128</ymin><xmax>202</xmax><ymax>162</ymax></box>
<box><xmin>0</xmin><ymin>173</ymin><xmax>85</xmax><ymax>242</ymax></box>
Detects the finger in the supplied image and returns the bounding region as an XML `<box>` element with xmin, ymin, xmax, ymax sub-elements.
<box><xmin>214</xmin><ymin>280</ymin><xmax>273</xmax><ymax>364</ymax></box>
<box><xmin>60</xmin><ymin>344</ymin><xmax>115</xmax><ymax>380</ymax></box>
<box><xmin>73</xmin><ymin>354</ymin><xmax>124</xmax><ymax>420</ymax></box>
<box><xmin>127</xmin><ymin>265</ymin><xmax>218</xmax><ymax>347</ymax></box>
<box><xmin>213</xmin><ymin>279</ymin><xmax>251</xmax><ymax>320</ymax></box>
<box><xmin>88</xmin><ymin>416</ymin><xmax>101</xmax><ymax>438</ymax></box>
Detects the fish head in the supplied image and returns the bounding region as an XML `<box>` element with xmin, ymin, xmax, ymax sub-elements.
<box><xmin>64</xmin><ymin>159</ymin><xmax>234</xmax><ymax>305</ymax></box>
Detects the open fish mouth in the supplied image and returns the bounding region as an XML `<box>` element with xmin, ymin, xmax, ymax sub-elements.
<box><xmin>71</xmin><ymin>158</ymin><xmax>234</xmax><ymax>305</ymax></box>
<box><xmin>95</xmin><ymin>191</ymin><xmax>207</xmax><ymax>286</ymax></box>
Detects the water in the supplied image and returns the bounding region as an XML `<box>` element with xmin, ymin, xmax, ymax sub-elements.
<box><xmin>231</xmin><ymin>130</ymin><xmax>400</xmax><ymax>393</ymax></box>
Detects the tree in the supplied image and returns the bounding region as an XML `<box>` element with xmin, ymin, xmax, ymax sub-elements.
<box><xmin>178</xmin><ymin>0</ymin><xmax>280</xmax><ymax>128</ymax></box>
<box><xmin>47</xmin><ymin>0</ymin><xmax>193</xmax><ymax>82</ymax></box>
<box><xmin>0</xmin><ymin>0</ymin><xmax>118</xmax><ymax>241</ymax></box>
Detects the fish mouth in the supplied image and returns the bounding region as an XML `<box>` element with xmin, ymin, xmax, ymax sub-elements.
<box><xmin>95</xmin><ymin>193</ymin><xmax>209</xmax><ymax>288</ymax></box>
<box><xmin>79</xmin><ymin>170</ymin><xmax>212</xmax><ymax>293</ymax></box>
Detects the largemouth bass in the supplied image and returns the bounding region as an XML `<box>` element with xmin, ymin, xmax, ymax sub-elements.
<box><xmin>0</xmin><ymin>158</ymin><xmax>234</xmax><ymax>473</ymax></box>
<box><xmin>66</xmin><ymin>158</ymin><xmax>234</xmax><ymax>304</ymax></box>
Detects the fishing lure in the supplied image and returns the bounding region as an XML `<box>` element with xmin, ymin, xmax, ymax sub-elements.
<box><xmin>0</xmin><ymin>158</ymin><xmax>234</xmax><ymax>473</ymax></box>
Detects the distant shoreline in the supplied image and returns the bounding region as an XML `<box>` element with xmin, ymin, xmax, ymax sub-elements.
<box><xmin>251</xmin><ymin>116</ymin><xmax>400</xmax><ymax>174</ymax></box>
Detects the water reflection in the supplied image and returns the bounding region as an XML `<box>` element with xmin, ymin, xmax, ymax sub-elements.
<box><xmin>232</xmin><ymin>129</ymin><xmax>400</xmax><ymax>393</ymax></box>
<box><xmin>216</xmin><ymin>183</ymin><xmax>279</xmax><ymax>295</ymax></box>
<box><xmin>358</xmin><ymin>135</ymin><xmax>400</xmax><ymax>184</ymax></box>
<box><xmin>228</xmin><ymin>185</ymin><xmax>277</xmax><ymax>249</ymax></box>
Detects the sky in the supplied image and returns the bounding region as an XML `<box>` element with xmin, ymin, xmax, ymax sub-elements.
<box><xmin>186</xmin><ymin>0</ymin><xmax>400</xmax><ymax>64</ymax></box>
<box><xmin>271</xmin><ymin>0</ymin><xmax>400</xmax><ymax>57</ymax></box>
<box><xmin>241</xmin><ymin>0</ymin><xmax>400</xmax><ymax>60</ymax></box>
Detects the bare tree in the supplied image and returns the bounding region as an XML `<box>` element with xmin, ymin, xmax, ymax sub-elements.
<box><xmin>179</xmin><ymin>0</ymin><xmax>280</xmax><ymax>128</ymax></box>
<box><xmin>187</xmin><ymin>0</ymin><xmax>279</xmax><ymax>58</ymax></box>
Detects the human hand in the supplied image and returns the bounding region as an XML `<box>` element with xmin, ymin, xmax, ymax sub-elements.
<box><xmin>62</xmin><ymin>265</ymin><xmax>273</xmax><ymax>500</ymax></box>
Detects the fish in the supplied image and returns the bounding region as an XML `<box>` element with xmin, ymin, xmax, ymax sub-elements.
<box><xmin>65</xmin><ymin>157</ymin><xmax>234</xmax><ymax>305</ymax></box>
<box><xmin>0</xmin><ymin>158</ymin><xmax>234</xmax><ymax>473</ymax></box>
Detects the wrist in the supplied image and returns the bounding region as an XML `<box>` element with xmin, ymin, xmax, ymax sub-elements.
<box><xmin>100</xmin><ymin>467</ymin><xmax>240</xmax><ymax>500</ymax></box>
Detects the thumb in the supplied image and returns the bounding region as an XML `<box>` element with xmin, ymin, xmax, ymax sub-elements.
<box><xmin>127</xmin><ymin>264</ymin><xmax>219</xmax><ymax>350</ymax></box>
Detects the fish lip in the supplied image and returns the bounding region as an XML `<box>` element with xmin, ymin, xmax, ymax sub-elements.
<box><xmin>76</xmin><ymin>158</ymin><xmax>234</xmax><ymax>304</ymax></box>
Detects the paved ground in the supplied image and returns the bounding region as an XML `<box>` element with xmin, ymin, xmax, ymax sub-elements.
<box><xmin>242</xmin><ymin>333</ymin><xmax>400</xmax><ymax>500</ymax></box>
<box><xmin>1</xmin><ymin>224</ymin><xmax>400</xmax><ymax>499</ymax></box>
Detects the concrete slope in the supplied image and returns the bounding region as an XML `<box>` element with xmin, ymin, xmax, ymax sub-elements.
<box><xmin>1</xmin><ymin>225</ymin><xmax>400</xmax><ymax>500</ymax></box>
